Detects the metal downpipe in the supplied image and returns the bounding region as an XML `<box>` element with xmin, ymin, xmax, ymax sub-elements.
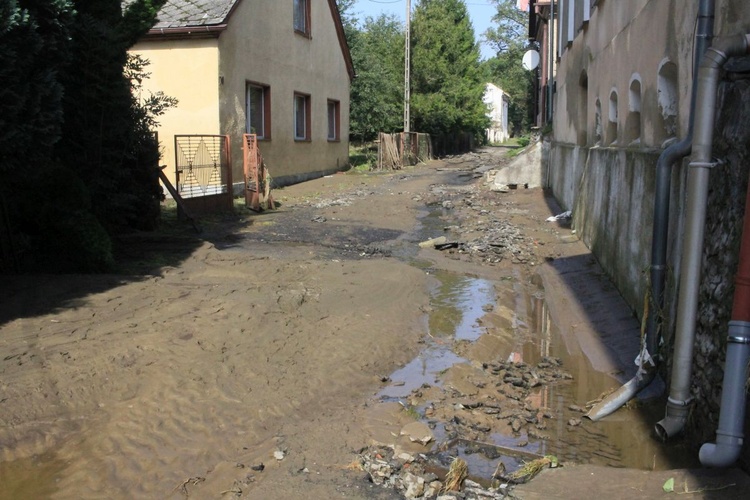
<box><xmin>585</xmin><ymin>0</ymin><xmax>715</xmax><ymax>422</ymax></box>
<box><xmin>700</xmin><ymin>178</ymin><xmax>750</xmax><ymax>466</ymax></box>
<box><xmin>655</xmin><ymin>34</ymin><xmax>750</xmax><ymax>441</ymax></box>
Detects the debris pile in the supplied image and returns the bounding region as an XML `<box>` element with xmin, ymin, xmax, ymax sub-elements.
<box><xmin>358</xmin><ymin>446</ymin><xmax>509</xmax><ymax>499</ymax></box>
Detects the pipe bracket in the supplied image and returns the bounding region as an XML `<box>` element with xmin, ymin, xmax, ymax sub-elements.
<box><xmin>728</xmin><ymin>335</ymin><xmax>750</xmax><ymax>344</ymax></box>
<box><xmin>688</xmin><ymin>161</ymin><xmax>718</xmax><ymax>169</ymax></box>
<box><xmin>667</xmin><ymin>396</ymin><xmax>693</xmax><ymax>407</ymax></box>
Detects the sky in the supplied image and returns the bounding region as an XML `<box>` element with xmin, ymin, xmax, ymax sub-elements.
<box><xmin>351</xmin><ymin>0</ymin><xmax>500</xmax><ymax>60</ymax></box>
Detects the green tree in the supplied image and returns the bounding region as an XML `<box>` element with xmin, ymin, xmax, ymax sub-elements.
<box><xmin>483</xmin><ymin>0</ymin><xmax>536</xmax><ymax>133</ymax></box>
<box><xmin>57</xmin><ymin>0</ymin><xmax>169</xmax><ymax>233</ymax></box>
<box><xmin>410</xmin><ymin>0</ymin><xmax>488</xmax><ymax>141</ymax></box>
<box><xmin>348</xmin><ymin>14</ymin><xmax>405</xmax><ymax>142</ymax></box>
<box><xmin>0</xmin><ymin>0</ymin><xmax>170</xmax><ymax>273</ymax></box>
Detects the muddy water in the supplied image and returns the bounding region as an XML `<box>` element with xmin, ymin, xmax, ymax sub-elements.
<box><xmin>375</xmin><ymin>268</ymin><xmax>697</xmax><ymax>480</ymax></box>
<box><xmin>0</xmin><ymin>452</ymin><xmax>64</xmax><ymax>499</ymax></box>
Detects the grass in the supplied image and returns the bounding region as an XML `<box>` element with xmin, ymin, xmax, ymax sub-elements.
<box><xmin>348</xmin><ymin>143</ymin><xmax>377</xmax><ymax>172</ymax></box>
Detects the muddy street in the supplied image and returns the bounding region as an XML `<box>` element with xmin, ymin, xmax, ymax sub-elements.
<box><xmin>0</xmin><ymin>148</ymin><xmax>699</xmax><ymax>499</ymax></box>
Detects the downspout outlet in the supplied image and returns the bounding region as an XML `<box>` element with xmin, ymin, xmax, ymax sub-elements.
<box><xmin>699</xmin><ymin>321</ymin><xmax>750</xmax><ymax>467</ymax></box>
<box><xmin>655</xmin><ymin>396</ymin><xmax>692</xmax><ymax>441</ymax></box>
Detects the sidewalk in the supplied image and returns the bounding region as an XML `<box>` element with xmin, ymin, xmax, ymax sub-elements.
<box><xmin>511</xmin><ymin>191</ymin><xmax>750</xmax><ymax>498</ymax></box>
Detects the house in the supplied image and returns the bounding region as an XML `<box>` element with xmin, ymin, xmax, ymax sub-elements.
<box><xmin>129</xmin><ymin>0</ymin><xmax>354</xmax><ymax>190</ymax></box>
<box><xmin>483</xmin><ymin>83</ymin><xmax>510</xmax><ymax>144</ymax></box>
<box><xmin>531</xmin><ymin>0</ymin><xmax>750</xmax><ymax>466</ymax></box>
<box><xmin>525</xmin><ymin>0</ymin><xmax>556</xmax><ymax>127</ymax></box>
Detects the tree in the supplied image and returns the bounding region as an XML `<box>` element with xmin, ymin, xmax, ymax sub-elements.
<box><xmin>410</xmin><ymin>0</ymin><xmax>488</xmax><ymax>142</ymax></box>
<box><xmin>483</xmin><ymin>0</ymin><xmax>536</xmax><ymax>134</ymax></box>
<box><xmin>348</xmin><ymin>14</ymin><xmax>405</xmax><ymax>142</ymax></box>
<box><xmin>0</xmin><ymin>0</ymin><xmax>170</xmax><ymax>273</ymax></box>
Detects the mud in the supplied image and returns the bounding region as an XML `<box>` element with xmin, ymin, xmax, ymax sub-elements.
<box><xmin>0</xmin><ymin>147</ymin><xmax>696</xmax><ymax>499</ymax></box>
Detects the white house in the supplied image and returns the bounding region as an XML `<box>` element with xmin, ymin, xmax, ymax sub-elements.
<box><xmin>484</xmin><ymin>83</ymin><xmax>510</xmax><ymax>144</ymax></box>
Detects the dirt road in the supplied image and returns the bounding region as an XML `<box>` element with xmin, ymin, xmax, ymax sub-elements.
<box><xmin>0</xmin><ymin>148</ymin><xmax>715</xmax><ymax>499</ymax></box>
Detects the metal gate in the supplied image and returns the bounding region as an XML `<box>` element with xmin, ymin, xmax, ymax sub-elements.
<box><xmin>174</xmin><ymin>135</ymin><xmax>233</xmax><ymax>213</ymax></box>
<box><xmin>242</xmin><ymin>134</ymin><xmax>275</xmax><ymax>211</ymax></box>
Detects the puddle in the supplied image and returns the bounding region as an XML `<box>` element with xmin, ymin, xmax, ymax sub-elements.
<box><xmin>372</xmin><ymin>267</ymin><xmax>698</xmax><ymax>482</ymax></box>
<box><xmin>0</xmin><ymin>452</ymin><xmax>64</xmax><ymax>499</ymax></box>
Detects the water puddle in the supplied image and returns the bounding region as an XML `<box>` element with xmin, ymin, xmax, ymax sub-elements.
<box><xmin>372</xmin><ymin>267</ymin><xmax>697</xmax><ymax>482</ymax></box>
<box><xmin>0</xmin><ymin>452</ymin><xmax>64</xmax><ymax>499</ymax></box>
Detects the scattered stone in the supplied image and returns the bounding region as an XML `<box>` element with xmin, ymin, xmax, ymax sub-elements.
<box><xmin>400</xmin><ymin>421</ymin><xmax>434</xmax><ymax>445</ymax></box>
<box><xmin>273</xmin><ymin>450</ymin><xmax>285</xmax><ymax>461</ymax></box>
<box><xmin>311</xmin><ymin>215</ymin><xmax>327</xmax><ymax>222</ymax></box>
<box><xmin>568</xmin><ymin>418</ymin><xmax>582</xmax><ymax>427</ymax></box>
<box><xmin>419</xmin><ymin>236</ymin><xmax>448</xmax><ymax>248</ymax></box>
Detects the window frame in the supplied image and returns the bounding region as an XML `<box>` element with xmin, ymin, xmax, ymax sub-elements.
<box><xmin>246</xmin><ymin>82</ymin><xmax>271</xmax><ymax>140</ymax></box>
<box><xmin>327</xmin><ymin>99</ymin><xmax>340</xmax><ymax>142</ymax></box>
<box><xmin>294</xmin><ymin>92</ymin><xmax>311</xmax><ymax>142</ymax></box>
<box><xmin>293</xmin><ymin>0</ymin><xmax>311</xmax><ymax>37</ymax></box>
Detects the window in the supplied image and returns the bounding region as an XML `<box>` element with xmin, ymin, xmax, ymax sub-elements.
<box><xmin>293</xmin><ymin>0</ymin><xmax>310</xmax><ymax>36</ymax></box>
<box><xmin>327</xmin><ymin>100</ymin><xmax>340</xmax><ymax>141</ymax></box>
<box><xmin>294</xmin><ymin>93</ymin><xmax>311</xmax><ymax>141</ymax></box>
<box><xmin>246</xmin><ymin>83</ymin><xmax>271</xmax><ymax>139</ymax></box>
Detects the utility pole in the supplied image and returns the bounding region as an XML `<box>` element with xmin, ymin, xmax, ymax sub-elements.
<box><xmin>404</xmin><ymin>0</ymin><xmax>411</xmax><ymax>133</ymax></box>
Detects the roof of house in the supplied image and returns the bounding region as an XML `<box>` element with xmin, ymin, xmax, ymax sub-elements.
<box><xmin>132</xmin><ymin>0</ymin><xmax>354</xmax><ymax>80</ymax></box>
<box><xmin>150</xmin><ymin>0</ymin><xmax>239</xmax><ymax>29</ymax></box>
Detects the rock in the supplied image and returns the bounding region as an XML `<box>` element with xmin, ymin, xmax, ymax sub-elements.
<box><xmin>402</xmin><ymin>472</ymin><xmax>425</xmax><ymax>499</ymax></box>
<box><xmin>568</xmin><ymin>418</ymin><xmax>582</xmax><ymax>427</ymax></box>
<box><xmin>400</xmin><ymin>421</ymin><xmax>434</xmax><ymax>445</ymax></box>
<box><xmin>419</xmin><ymin>236</ymin><xmax>448</xmax><ymax>248</ymax></box>
<box><xmin>273</xmin><ymin>450</ymin><xmax>285</xmax><ymax>460</ymax></box>
<box><xmin>425</xmin><ymin>480</ymin><xmax>443</xmax><ymax>498</ymax></box>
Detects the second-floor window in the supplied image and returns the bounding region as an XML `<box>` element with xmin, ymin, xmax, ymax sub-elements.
<box><xmin>294</xmin><ymin>0</ymin><xmax>310</xmax><ymax>36</ymax></box>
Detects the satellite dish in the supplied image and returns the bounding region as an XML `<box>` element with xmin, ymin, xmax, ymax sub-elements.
<box><xmin>522</xmin><ymin>50</ymin><xmax>540</xmax><ymax>71</ymax></box>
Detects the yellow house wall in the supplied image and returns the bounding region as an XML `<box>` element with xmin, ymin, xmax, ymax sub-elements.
<box><xmin>218</xmin><ymin>0</ymin><xmax>351</xmax><ymax>185</ymax></box>
<box><xmin>129</xmin><ymin>39</ymin><xmax>220</xmax><ymax>187</ymax></box>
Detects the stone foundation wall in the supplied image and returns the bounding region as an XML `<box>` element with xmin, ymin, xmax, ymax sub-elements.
<box><xmin>691</xmin><ymin>78</ymin><xmax>750</xmax><ymax>466</ymax></box>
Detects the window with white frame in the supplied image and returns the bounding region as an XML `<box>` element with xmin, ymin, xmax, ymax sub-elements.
<box><xmin>246</xmin><ymin>83</ymin><xmax>270</xmax><ymax>139</ymax></box>
<box><xmin>327</xmin><ymin>100</ymin><xmax>340</xmax><ymax>141</ymax></box>
<box><xmin>294</xmin><ymin>93</ymin><xmax>311</xmax><ymax>141</ymax></box>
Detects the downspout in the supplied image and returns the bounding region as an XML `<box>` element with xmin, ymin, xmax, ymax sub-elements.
<box><xmin>586</xmin><ymin>0</ymin><xmax>715</xmax><ymax>421</ymax></box>
<box><xmin>655</xmin><ymin>34</ymin><xmax>750</xmax><ymax>441</ymax></box>
<box><xmin>548</xmin><ymin>0</ymin><xmax>554</xmax><ymax>125</ymax></box>
<box><xmin>699</xmin><ymin>181</ymin><xmax>750</xmax><ymax>466</ymax></box>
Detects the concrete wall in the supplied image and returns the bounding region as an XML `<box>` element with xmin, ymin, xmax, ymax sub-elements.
<box><xmin>547</xmin><ymin>144</ymin><xmax>664</xmax><ymax>314</ymax></box>
<box><xmin>219</xmin><ymin>0</ymin><xmax>351</xmax><ymax>186</ymax></box>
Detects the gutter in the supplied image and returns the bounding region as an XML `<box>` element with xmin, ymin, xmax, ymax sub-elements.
<box><xmin>140</xmin><ymin>24</ymin><xmax>228</xmax><ymax>41</ymax></box>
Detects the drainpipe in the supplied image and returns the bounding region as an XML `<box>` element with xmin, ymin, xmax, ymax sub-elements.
<box><xmin>699</xmin><ymin>184</ymin><xmax>750</xmax><ymax>467</ymax></box>
<box><xmin>586</xmin><ymin>0</ymin><xmax>715</xmax><ymax>421</ymax></box>
<box><xmin>655</xmin><ymin>34</ymin><xmax>750</xmax><ymax>441</ymax></box>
